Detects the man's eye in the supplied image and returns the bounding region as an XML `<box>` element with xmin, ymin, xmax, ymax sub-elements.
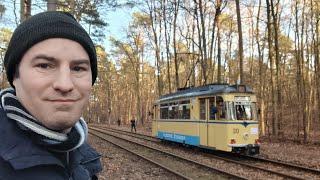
<box><xmin>36</xmin><ymin>63</ymin><xmax>51</xmax><ymax>69</ymax></box>
<box><xmin>73</xmin><ymin>66</ymin><xmax>87</xmax><ymax>72</ymax></box>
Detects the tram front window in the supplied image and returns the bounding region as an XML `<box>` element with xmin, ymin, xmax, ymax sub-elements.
<box><xmin>227</xmin><ymin>102</ymin><xmax>257</xmax><ymax>121</ymax></box>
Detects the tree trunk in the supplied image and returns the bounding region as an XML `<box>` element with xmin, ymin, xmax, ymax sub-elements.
<box><xmin>266</xmin><ymin>0</ymin><xmax>277</xmax><ymax>137</ymax></box>
<box><xmin>20</xmin><ymin>0</ymin><xmax>31</xmax><ymax>22</ymax></box>
<box><xmin>217</xmin><ymin>19</ymin><xmax>221</xmax><ymax>83</ymax></box>
<box><xmin>235</xmin><ymin>0</ymin><xmax>244</xmax><ymax>84</ymax></box>
<box><xmin>198</xmin><ymin>0</ymin><xmax>208</xmax><ymax>84</ymax></box>
<box><xmin>69</xmin><ymin>0</ymin><xmax>76</xmax><ymax>15</ymax></box>
<box><xmin>294</xmin><ymin>0</ymin><xmax>304</xmax><ymax>140</ymax></box>
<box><xmin>191</xmin><ymin>21</ymin><xmax>196</xmax><ymax>87</ymax></box>
<box><xmin>209</xmin><ymin>0</ymin><xmax>222</xmax><ymax>66</ymax></box>
<box><xmin>173</xmin><ymin>0</ymin><xmax>180</xmax><ymax>89</ymax></box>
<box><xmin>313</xmin><ymin>1</ymin><xmax>320</xmax><ymax>127</ymax></box>
<box><xmin>270</xmin><ymin>0</ymin><xmax>282</xmax><ymax>135</ymax></box>
<box><xmin>162</xmin><ymin>0</ymin><xmax>172</xmax><ymax>93</ymax></box>
<box><xmin>148</xmin><ymin>1</ymin><xmax>162</xmax><ymax>96</ymax></box>
<box><xmin>256</xmin><ymin>0</ymin><xmax>266</xmax><ymax>136</ymax></box>
<box><xmin>300</xmin><ymin>0</ymin><xmax>307</xmax><ymax>143</ymax></box>
<box><xmin>47</xmin><ymin>0</ymin><xmax>57</xmax><ymax>11</ymax></box>
<box><xmin>193</xmin><ymin>0</ymin><xmax>205</xmax><ymax>85</ymax></box>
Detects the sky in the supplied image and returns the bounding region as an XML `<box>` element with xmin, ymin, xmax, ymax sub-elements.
<box><xmin>0</xmin><ymin>0</ymin><xmax>134</xmax><ymax>52</ymax></box>
<box><xmin>103</xmin><ymin>7</ymin><xmax>134</xmax><ymax>51</ymax></box>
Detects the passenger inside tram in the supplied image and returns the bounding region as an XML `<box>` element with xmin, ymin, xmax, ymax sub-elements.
<box><xmin>217</xmin><ymin>97</ymin><xmax>225</xmax><ymax>119</ymax></box>
<box><xmin>235</xmin><ymin>104</ymin><xmax>253</xmax><ymax>120</ymax></box>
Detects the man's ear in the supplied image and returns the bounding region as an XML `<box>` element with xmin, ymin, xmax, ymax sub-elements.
<box><xmin>12</xmin><ymin>65</ymin><xmax>20</xmax><ymax>87</ymax></box>
<box><xmin>12</xmin><ymin>76</ymin><xmax>18</xmax><ymax>87</ymax></box>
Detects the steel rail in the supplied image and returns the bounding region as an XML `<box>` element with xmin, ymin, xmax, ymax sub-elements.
<box><xmin>242</xmin><ymin>154</ymin><xmax>320</xmax><ymax>175</ymax></box>
<box><xmin>91</xmin><ymin>125</ymin><xmax>159</xmax><ymax>142</ymax></box>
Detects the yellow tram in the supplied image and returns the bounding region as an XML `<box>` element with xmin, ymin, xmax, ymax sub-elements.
<box><xmin>152</xmin><ymin>84</ymin><xmax>260</xmax><ymax>155</ymax></box>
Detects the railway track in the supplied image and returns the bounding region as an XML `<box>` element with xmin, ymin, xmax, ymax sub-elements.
<box><xmin>90</xmin><ymin>125</ymin><xmax>320</xmax><ymax>179</ymax></box>
<box><xmin>89</xmin><ymin>127</ymin><xmax>246</xmax><ymax>180</ymax></box>
<box><xmin>241</xmin><ymin>154</ymin><xmax>320</xmax><ymax>175</ymax></box>
<box><xmin>204</xmin><ymin>152</ymin><xmax>320</xmax><ymax>180</ymax></box>
<box><xmin>92</xmin><ymin>125</ymin><xmax>159</xmax><ymax>142</ymax></box>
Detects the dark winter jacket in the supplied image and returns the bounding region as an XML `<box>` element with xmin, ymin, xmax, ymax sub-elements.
<box><xmin>0</xmin><ymin>108</ymin><xmax>102</xmax><ymax>180</ymax></box>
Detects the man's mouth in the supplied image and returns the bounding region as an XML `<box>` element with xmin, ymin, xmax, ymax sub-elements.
<box><xmin>49</xmin><ymin>99</ymin><xmax>76</xmax><ymax>102</ymax></box>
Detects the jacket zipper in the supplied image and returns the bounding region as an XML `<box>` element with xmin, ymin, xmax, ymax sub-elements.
<box><xmin>66</xmin><ymin>151</ymin><xmax>73</xmax><ymax>180</ymax></box>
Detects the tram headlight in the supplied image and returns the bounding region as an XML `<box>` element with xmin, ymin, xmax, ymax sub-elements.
<box><xmin>230</xmin><ymin>139</ymin><xmax>236</xmax><ymax>144</ymax></box>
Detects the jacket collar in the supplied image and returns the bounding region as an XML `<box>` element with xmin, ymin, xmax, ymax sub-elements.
<box><xmin>0</xmin><ymin>107</ymin><xmax>65</xmax><ymax>169</ymax></box>
<box><xmin>0</xmin><ymin>108</ymin><xmax>100</xmax><ymax>170</ymax></box>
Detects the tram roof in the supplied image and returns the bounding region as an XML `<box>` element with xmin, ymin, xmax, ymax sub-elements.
<box><xmin>157</xmin><ymin>84</ymin><xmax>254</xmax><ymax>103</ymax></box>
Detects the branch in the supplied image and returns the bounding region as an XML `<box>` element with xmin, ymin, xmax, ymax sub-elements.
<box><xmin>178</xmin><ymin>25</ymin><xmax>200</xmax><ymax>49</ymax></box>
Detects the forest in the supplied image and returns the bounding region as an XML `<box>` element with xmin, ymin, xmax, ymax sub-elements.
<box><xmin>0</xmin><ymin>0</ymin><xmax>319</xmax><ymax>143</ymax></box>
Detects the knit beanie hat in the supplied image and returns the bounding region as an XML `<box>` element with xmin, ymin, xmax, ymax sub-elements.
<box><xmin>4</xmin><ymin>11</ymin><xmax>97</xmax><ymax>87</ymax></box>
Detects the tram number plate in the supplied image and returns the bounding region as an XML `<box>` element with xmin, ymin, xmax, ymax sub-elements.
<box><xmin>233</xmin><ymin>128</ymin><xmax>239</xmax><ymax>134</ymax></box>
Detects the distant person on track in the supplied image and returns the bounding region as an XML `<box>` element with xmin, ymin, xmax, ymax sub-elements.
<box><xmin>117</xmin><ymin>118</ymin><xmax>121</xmax><ymax>126</ymax></box>
<box><xmin>131</xmin><ymin>118</ymin><xmax>136</xmax><ymax>133</ymax></box>
<box><xmin>0</xmin><ymin>11</ymin><xmax>102</xmax><ymax>179</ymax></box>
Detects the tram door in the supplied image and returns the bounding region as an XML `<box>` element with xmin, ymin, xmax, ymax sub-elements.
<box><xmin>199</xmin><ymin>97</ymin><xmax>215</xmax><ymax>147</ymax></box>
<box><xmin>152</xmin><ymin>105</ymin><xmax>158</xmax><ymax>137</ymax></box>
<box><xmin>207</xmin><ymin>97</ymin><xmax>216</xmax><ymax>147</ymax></box>
<box><xmin>199</xmin><ymin>98</ymin><xmax>207</xmax><ymax>146</ymax></box>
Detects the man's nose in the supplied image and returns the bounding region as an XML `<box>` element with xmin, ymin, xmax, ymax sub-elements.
<box><xmin>52</xmin><ymin>69</ymin><xmax>74</xmax><ymax>92</ymax></box>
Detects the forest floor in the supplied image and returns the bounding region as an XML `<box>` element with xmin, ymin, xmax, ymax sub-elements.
<box><xmin>258</xmin><ymin>136</ymin><xmax>320</xmax><ymax>169</ymax></box>
<box><xmin>89</xmin><ymin>123</ymin><xmax>320</xmax><ymax>179</ymax></box>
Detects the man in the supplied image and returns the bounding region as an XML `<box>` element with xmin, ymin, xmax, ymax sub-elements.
<box><xmin>210</xmin><ymin>105</ymin><xmax>217</xmax><ymax>120</ymax></box>
<box><xmin>117</xmin><ymin>118</ymin><xmax>121</xmax><ymax>126</ymax></box>
<box><xmin>0</xmin><ymin>11</ymin><xmax>102</xmax><ymax>179</ymax></box>
<box><xmin>130</xmin><ymin>118</ymin><xmax>136</xmax><ymax>133</ymax></box>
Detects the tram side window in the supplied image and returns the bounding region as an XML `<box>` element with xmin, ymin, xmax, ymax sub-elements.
<box><xmin>217</xmin><ymin>96</ymin><xmax>226</xmax><ymax>119</ymax></box>
<box><xmin>177</xmin><ymin>105</ymin><xmax>184</xmax><ymax>119</ymax></box>
<box><xmin>169</xmin><ymin>106</ymin><xmax>178</xmax><ymax>119</ymax></box>
<box><xmin>178</xmin><ymin>100</ymin><xmax>190</xmax><ymax>119</ymax></box>
<box><xmin>209</xmin><ymin>97</ymin><xmax>216</xmax><ymax>120</ymax></box>
<box><xmin>182</xmin><ymin>105</ymin><xmax>190</xmax><ymax>119</ymax></box>
<box><xmin>199</xmin><ymin>99</ymin><xmax>206</xmax><ymax>120</ymax></box>
<box><xmin>160</xmin><ymin>107</ymin><xmax>169</xmax><ymax>119</ymax></box>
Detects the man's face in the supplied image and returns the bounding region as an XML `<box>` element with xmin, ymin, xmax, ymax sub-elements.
<box><xmin>13</xmin><ymin>38</ymin><xmax>92</xmax><ymax>131</ymax></box>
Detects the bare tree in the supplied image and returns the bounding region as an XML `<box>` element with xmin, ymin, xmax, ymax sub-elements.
<box><xmin>235</xmin><ymin>0</ymin><xmax>244</xmax><ymax>84</ymax></box>
<box><xmin>255</xmin><ymin>0</ymin><xmax>266</xmax><ymax>136</ymax></box>
<box><xmin>47</xmin><ymin>0</ymin><xmax>57</xmax><ymax>11</ymax></box>
<box><xmin>173</xmin><ymin>0</ymin><xmax>181</xmax><ymax>89</ymax></box>
<box><xmin>146</xmin><ymin>0</ymin><xmax>163</xmax><ymax>96</ymax></box>
<box><xmin>266</xmin><ymin>0</ymin><xmax>277</xmax><ymax>136</ymax></box>
<box><xmin>20</xmin><ymin>0</ymin><xmax>31</xmax><ymax>22</ymax></box>
<box><xmin>270</xmin><ymin>0</ymin><xmax>283</xmax><ymax>135</ymax></box>
<box><xmin>161</xmin><ymin>0</ymin><xmax>172</xmax><ymax>93</ymax></box>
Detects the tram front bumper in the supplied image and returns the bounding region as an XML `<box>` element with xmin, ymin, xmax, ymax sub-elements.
<box><xmin>229</xmin><ymin>144</ymin><xmax>260</xmax><ymax>155</ymax></box>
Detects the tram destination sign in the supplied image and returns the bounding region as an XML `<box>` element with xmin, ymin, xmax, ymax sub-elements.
<box><xmin>234</xmin><ymin>96</ymin><xmax>251</xmax><ymax>102</ymax></box>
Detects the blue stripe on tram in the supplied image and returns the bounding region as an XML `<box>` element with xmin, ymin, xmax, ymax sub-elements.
<box><xmin>157</xmin><ymin>131</ymin><xmax>200</xmax><ymax>146</ymax></box>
